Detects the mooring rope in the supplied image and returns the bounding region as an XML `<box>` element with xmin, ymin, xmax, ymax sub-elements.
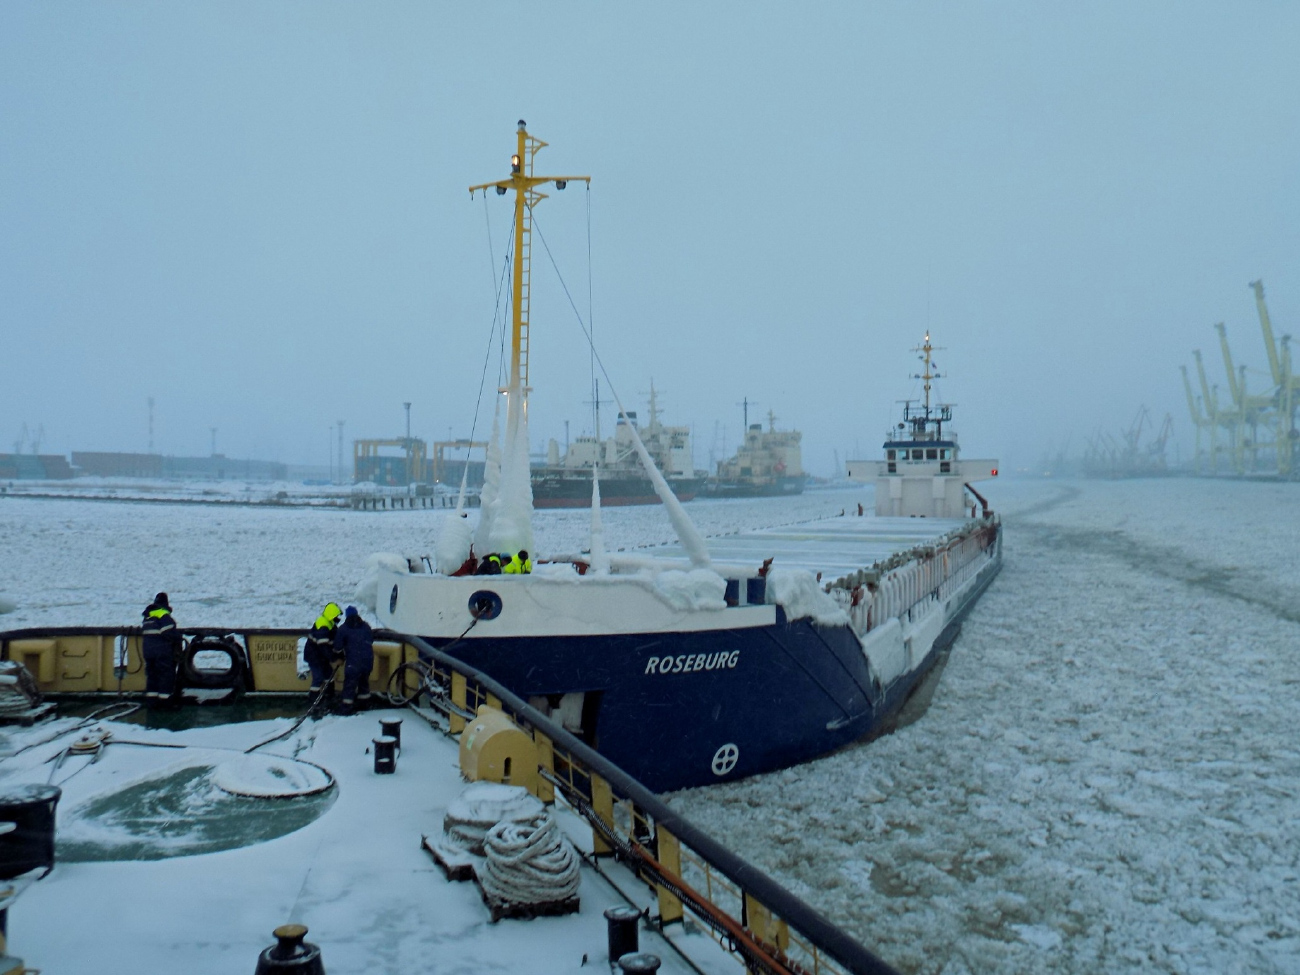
<box><xmin>478</xmin><ymin>814</ymin><xmax>581</xmax><ymax>906</ymax></box>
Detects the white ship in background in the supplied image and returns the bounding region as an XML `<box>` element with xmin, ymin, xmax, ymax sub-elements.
<box><xmin>534</xmin><ymin>383</ymin><xmax>703</xmax><ymax>507</ymax></box>
<box><xmin>847</xmin><ymin>332</ymin><xmax>998</xmax><ymax>517</ymax></box>
<box><xmin>704</xmin><ymin>404</ymin><xmax>805</xmax><ymax>498</ymax></box>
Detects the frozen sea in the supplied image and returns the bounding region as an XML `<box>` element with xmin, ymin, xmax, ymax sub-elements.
<box><xmin>2</xmin><ymin>477</ymin><xmax>1299</xmax><ymax>974</ymax></box>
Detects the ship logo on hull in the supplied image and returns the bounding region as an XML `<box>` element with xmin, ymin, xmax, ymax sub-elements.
<box><xmin>644</xmin><ymin>651</ymin><xmax>740</xmax><ymax>675</ymax></box>
<box><xmin>711</xmin><ymin>744</ymin><xmax>739</xmax><ymax>776</ymax></box>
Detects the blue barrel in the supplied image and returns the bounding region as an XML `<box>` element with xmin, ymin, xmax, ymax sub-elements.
<box><xmin>746</xmin><ymin>577</ymin><xmax>767</xmax><ymax>605</ymax></box>
<box><xmin>0</xmin><ymin>785</ymin><xmax>60</xmax><ymax>880</ymax></box>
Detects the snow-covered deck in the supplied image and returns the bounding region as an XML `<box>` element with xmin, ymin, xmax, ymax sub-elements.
<box><xmin>650</xmin><ymin>514</ymin><xmax>971</xmax><ymax>577</ymax></box>
<box><xmin>0</xmin><ymin>709</ymin><xmax>731</xmax><ymax>975</ymax></box>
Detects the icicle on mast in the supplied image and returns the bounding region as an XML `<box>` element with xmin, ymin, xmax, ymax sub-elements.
<box><xmin>469</xmin><ymin>122</ymin><xmax>590</xmax><ymax>555</ymax></box>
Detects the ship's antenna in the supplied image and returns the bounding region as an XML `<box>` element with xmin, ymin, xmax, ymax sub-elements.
<box><xmin>910</xmin><ymin>331</ymin><xmax>945</xmax><ymax>422</ymax></box>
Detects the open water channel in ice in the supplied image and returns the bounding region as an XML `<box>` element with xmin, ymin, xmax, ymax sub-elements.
<box><xmin>2</xmin><ymin>478</ymin><xmax>1299</xmax><ymax>974</ymax></box>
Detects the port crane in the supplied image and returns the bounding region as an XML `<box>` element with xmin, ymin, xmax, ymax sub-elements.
<box><xmin>1175</xmin><ymin>280</ymin><xmax>1297</xmax><ymax>477</ymax></box>
<box><xmin>1249</xmin><ymin>280</ymin><xmax>1297</xmax><ymax>474</ymax></box>
<box><xmin>1179</xmin><ymin>365</ymin><xmax>1211</xmax><ymax>473</ymax></box>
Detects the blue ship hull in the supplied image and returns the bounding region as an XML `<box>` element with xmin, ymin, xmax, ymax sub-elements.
<box><xmin>423</xmin><ymin>554</ymin><xmax>1001</xmax><ymax>792</ymax></box>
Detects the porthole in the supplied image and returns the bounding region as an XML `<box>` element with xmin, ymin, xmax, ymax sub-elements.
<box><xmin>468</xmin><ymin>590</ymin><xmax>503</xmax><ymax>621</ymax></box>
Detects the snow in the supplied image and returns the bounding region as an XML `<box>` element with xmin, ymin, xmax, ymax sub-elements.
<box><xmin>0</xmin><ymin>486</ymin><xmax>863</xmax><ymax>630</ymax></box>
<box><xmin>486</xmin><ymin>385</ymin><xmax>536</xmax><ymax>558</ymax></box>
<box><xmin>474</xmin><ymin>399</ymin><xmax>503</xmax><ymax>557</ymax></box>
<box><xmin>665</xmin><ymin>477</ymin><xmax>1300</xmax><ymax>974</ymax></box>
<box><xmin>444</xmin><ymin>781</ymin><xmax>547</xmax><ymax>853</ymax></box>
<box><xmin>0</xmin><ymin>710</ymin><xmax>722</xmax><ymax>975</ymax></box>
<box><xmin>212</xmin><ymin>754</ymin><xmax>333</xmax><ymax>797</ymax></box>
<box><xmin>433</xmin><ymin>510</ymin><xmax>473</xmax><ymax>575</ymax></box>
<box><xmin>588</xmin><ymin>472</ymin><xmax>610</xmax><ymax>574</ymax></box>
<box><xmin>764</xmin><ymin>567</ymin><xmax>850</xmax><ymax>625</ymax></box>
<box><xmin>352</xmin><ymin>552</ymin><xmax>410</xmax><ymax>613</ymax></box>
<box><xmin>4</xmin><ymin>477</ymin><xmax>1300</xmax><ymax>973</ymax></box>
<box><xmin>650</xmin><ymin>568</ymin><xmax>727</xmax><ymax>612</ymax></box>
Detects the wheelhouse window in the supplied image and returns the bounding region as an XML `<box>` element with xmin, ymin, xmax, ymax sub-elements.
<box><xmin>912</xmin><ymin>449</ymin><xmax>924</xmax><ymax>460</ymax></box>
<box><xmin>887</xmin><ymin>449</ymin><xmax>896</xmax><ymax>460</ymax></box>
<box><xmin>926</xmin><ymin>448</ymin><xmax>938</xmax><ymax>460</ymax></box>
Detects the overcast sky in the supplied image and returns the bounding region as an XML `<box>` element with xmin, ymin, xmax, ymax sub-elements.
<box><xmin>2</xmin><ymin>2</ymin><xmax>1297</xmax><ymax>475</ymax></box>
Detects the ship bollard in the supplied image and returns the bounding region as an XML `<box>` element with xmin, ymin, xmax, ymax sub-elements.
<box><xmin>379</xmin><ymin>718</ymin><xmax>402</xmax><ymax>751</ymax></box>
<box><xmin>617</xmin><ymin>953</ymin><xmax>661</xmax><ymax>974</ymax></box>
<box><xmin>372</xmin><ymin>736</ymin><xmax>397</xmax><ymax>774</ymax></box>
<box><xmin>604</xmin><ymin>905</ymin><xmax>641</xmax><ymax>965</ymax></box>
<box><xmin>0</xmin><ymin>785</ymin><xmax>61</xmax><ymax>881</ymax></box>
<box><xmin>254</xmin><ymin>923</ymin><xmax>325</xmax><ymax>974</ymax></box>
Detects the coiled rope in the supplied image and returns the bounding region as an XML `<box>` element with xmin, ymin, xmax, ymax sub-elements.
<box><xmin>478</xmin><ymin>814</ymin><xmax>581</xmax><ymax>907</ymax></box>
<box><xmin>0</xmin><ymin>661</ymin><xmax>41</xmax><ymax>716</ymax></box>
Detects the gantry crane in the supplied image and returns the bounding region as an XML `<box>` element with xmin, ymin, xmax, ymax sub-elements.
<box><xmin>1192</xmin><ymin>349</ymin><xmax>1231</xmax><ymax>472</ymax></box>
<box><xmin>1180</xmin><ymin>364</ymin><xmax>1211</xmax><ymax>472</ymax></box>
<box><xmin>1176</xmin><ymin>281</ymin><xmax>1296</xmax><ymax>478</ymax></box>
<box><xmin>1249</xmin><ymin>280</ymin><xmax>1296</xmax><ymax>474</ymax></box>
<box><xmin>1214</xmin><ymin>321</ymin><xmax>1277</xmax><ymax>472</ymax></box>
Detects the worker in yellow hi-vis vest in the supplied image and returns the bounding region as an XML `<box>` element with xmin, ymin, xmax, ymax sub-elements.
<box><xmin>502</xmin><ymin>550</ymin><xmax>532</xmax><ymax>574</ymax></box>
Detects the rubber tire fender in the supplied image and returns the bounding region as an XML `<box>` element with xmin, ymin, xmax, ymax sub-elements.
<box><xmin>179</xmin><ymin>635</ymin><xmax>248</xmax><ymax>689</ymax></box>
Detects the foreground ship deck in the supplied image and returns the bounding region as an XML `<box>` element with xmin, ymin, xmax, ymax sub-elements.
<box><xmin>0</xmin><ymin>650</ymin><xmax>901</xmax><ymax>975</ymax></box>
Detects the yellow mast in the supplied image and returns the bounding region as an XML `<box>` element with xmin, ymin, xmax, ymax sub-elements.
<box><xmin>470</xmin><ymin>121</ymin><xmax>590</xmax><ymax>394</ymax></box>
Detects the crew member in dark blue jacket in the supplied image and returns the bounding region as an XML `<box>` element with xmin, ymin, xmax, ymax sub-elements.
<box><xmin>332</xmin><ymin>605</ymin><xmax>374</xmax><ymax>715</ymax></box>
<box><xmin>305</xmin><ymin>602</ymin><xmax>343</xmax><ymax>696</ymax></box>
<box><xmin>141</xmin><ymin>592</ymin><xmax>182</xmax><ymax>706</ymax></box>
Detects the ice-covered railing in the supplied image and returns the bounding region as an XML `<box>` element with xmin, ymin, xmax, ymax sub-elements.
<box><xmin>832</xmin><ymin>521</ymin><xmax>1000</xmax><ymax>636</ymax></box>
<box><xmin>399</xmin><ymin>632</ymin><xmax>900</xmax><ymax>975</ymax></box>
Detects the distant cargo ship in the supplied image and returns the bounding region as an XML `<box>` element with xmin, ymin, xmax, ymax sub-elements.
<box><xmin>703</xmin><ymin>410</ymin><xmax>805</xmax><ymax>498</ymax></box>
<box><xmin>532</xmin><ymin>385</ymin><xmax>703</xmax><ymax>507</ymax></box>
